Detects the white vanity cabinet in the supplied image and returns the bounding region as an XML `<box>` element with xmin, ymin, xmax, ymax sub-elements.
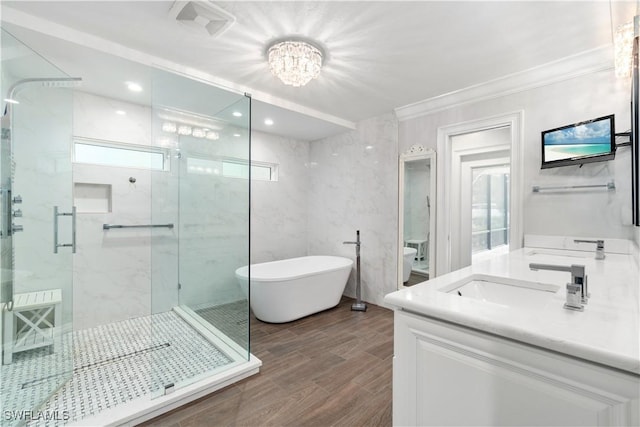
<box><xmin>393</xmin><ymin>310</ymin><xmax>640</xmax><ymax>427</ymax></box>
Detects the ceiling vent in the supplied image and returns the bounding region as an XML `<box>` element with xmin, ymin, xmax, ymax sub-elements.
<box><xmin>169</xmin><ymin>1</ymin><xmax>236</xmax><ymax>38</ymax></box>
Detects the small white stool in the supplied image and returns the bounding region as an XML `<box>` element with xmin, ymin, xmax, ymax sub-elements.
<box><xmin>3</xmin><ymin>289</ymin><xmax>62</xmax><ymax>365</ymax></box>
<box><xmin>405</xmin><ymin>239</ymin><xmax>428</xmax><ymax>261</ymax></box>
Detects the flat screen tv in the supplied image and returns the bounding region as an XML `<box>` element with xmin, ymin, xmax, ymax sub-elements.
<box><xmin>541</xmin><ymin>114</ymin><xmax>615</xmax><ymax>169</ymax></box>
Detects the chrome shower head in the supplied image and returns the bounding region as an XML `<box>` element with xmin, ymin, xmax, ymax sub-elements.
<box><xmin>3</xmin><ymin>77</ymin><xmax>82</xmax><ymax>116</ymax></box>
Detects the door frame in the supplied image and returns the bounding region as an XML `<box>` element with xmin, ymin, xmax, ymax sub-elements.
<box><xmin>436</xmin><ymin>111</ymin><xmax>524</xmax><ymax>275</ymax></box>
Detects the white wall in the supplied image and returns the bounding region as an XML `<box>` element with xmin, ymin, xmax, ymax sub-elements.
<box><xmin>307</xmin><ymin>113</ymin><xmax>399</xmax><ymax>306</ymax></box>
<box><xmin>400</xmin><ymin>69</ymin><xmax>636</xmax><ymax>243</ymax></box>
<box><xmin>250</xmin><ymin>131</ymin><xmax>310</xmax><ymax>263</ymax></box>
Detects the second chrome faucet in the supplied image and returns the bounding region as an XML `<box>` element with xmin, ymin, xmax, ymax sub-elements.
<box><xmin>574</xmin><ymin>239</ymin><xmax>605</xmax><ymax>260</ymax></box>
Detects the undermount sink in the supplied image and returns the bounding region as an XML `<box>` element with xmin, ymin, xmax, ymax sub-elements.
<box><xmin>440</xmin><ymin>274</ymin><xmax>560</xmax><ymax>310</ymax></box>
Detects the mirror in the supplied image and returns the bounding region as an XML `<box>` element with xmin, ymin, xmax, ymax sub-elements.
<box><xmin>398</xmin><ymin>147</ymin><xmax>436</xmax><ymax>288</ymax></box>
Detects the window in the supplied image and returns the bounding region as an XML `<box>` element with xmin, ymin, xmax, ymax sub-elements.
<box><xmin>471</xmin><ymin>165</ymin><xmax>510</xmax><ymax>254</ymax></box>
<box><xmin>74</xmin><ymin>139</ymin><xmax>168</xmax><ymax>171</ymax></box>
<box><xmin>186</xmin><ymin>157</ymin><xmax>277</xmax><ymax>181</ymax></box>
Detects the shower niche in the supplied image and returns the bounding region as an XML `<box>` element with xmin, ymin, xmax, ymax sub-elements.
<box><xmin>74</xmin><ymin>183</ymin><xmax>112</xmax><ymax>213</ymax></box>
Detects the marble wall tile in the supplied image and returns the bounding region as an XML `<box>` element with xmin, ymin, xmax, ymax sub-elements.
<box><xmin>250</xmin><ymin>131</ymin><xmax>310</xmax><ymax>264</ymax></box>
<box><xmin>72</xmin><ymin>92</ymin><xmax>159</xmax><ymax>329</ymax></box>
<box><xmin>175</xmin><ymin>145</ymin><xmax>249</xmax><ymax>308</ymax></box>
<box><xmin>73</xmin><ymin>163</ymin><xmax>156</xmax><ymax>329</ymax></box>
<box><xmin>11</xmin><ymin>87</ymin><xmax>75</xmax><ymax>325</ymax></box>
<box><xmin>308</xmin><ymin>113</ymin><xmax>399</xmax><ymax>306</ymax></box>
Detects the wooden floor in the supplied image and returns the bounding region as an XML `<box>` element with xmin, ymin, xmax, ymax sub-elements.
<box><xmin>140</xmin><ymin>297</ymin><xmax>393</xmax><ymax>427</ymax></box>
<box><xmin>404</xmin><ymin>271</ymin><xmax>429</xmax><ymax>287</ymax></box>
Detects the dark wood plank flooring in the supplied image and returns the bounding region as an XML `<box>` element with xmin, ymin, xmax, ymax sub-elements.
<box><xmin>139</xmin><ymin>297</ymin><xmax>393</xmax><ymax>427</ymax></box>
<box><xmin>404</xmin><ymin>272</ymin><xmax>429</xmax><ymax>287</ymax></box>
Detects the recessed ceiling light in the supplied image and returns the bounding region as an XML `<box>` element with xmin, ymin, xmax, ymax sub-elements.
<box><xmin>232</xmin><ymin>111</ymin><xmax>242</xmax><ymax>117</ymax></box>
<box><xmin>365</xmin><ymin>145</ymin><xmax>374</xmax><ymax>150</ymax></box>
<box><xmin>115</xmin><ymin>110</ymin><xmax>126</xmax><ymax>115</ymax></box>
<box><xmin>264</xmin><ymin>118</ymin><xmax>274</xmax><ymax>126</ymax></box>
<box><xmin>233</xmin><ymin>133</ymin><xmax>241</xmax><ymax>137</ymax></box>
<box><xmin>126</xmin><ymin>82</ymin><xmax>143</xmax><ymax>92</ymax></box>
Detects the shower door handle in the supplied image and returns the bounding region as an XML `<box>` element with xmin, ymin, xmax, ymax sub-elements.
<box><xmin>54</xmin><ymin>206</ymin><xmax>76</xmax><ymax>254</ymax></box>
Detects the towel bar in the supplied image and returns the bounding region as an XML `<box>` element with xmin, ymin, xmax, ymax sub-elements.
<box><xmin>532</xmin><ymin>181</ymin><xmax>615</xmax><ymax>193</ymax></box>
<box><xmin>103</xmin><ymin>223</ymin><xmax>174</xmax><ymax>230</ymax></box>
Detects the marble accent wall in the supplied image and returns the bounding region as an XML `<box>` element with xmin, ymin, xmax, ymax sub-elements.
<box><xmin>73</xmin><ymin>91</ymin><xmax>158</xmax><ymax>329</ymax></box>
<box><xmin>11</xmin><ymin>87</ymin><xmax>74</xmax><ymax>325</ymax></box>
<box><xmin>307</xmin><ymin>113</ymin><xmax>399</xmax><ymax>306</ymax></box>
<box><xmin>399</xmin><ymin>69</ymin><xmax>636</xmax><ymax>242</ymax></box>
<box><xmin>173</xmin><ymin>133</ymin><xmax>249</xmax><ymax>309</ymax></box>
<box><xmin>250</xmin><ymin>131</ymin><xmax>310</xmax><ymax>263</ymax></box>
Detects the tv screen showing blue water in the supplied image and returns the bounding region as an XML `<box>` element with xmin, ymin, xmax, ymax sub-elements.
<box><xmin>543</xmin><ymin>118</ymin><xmax>612</xmax><ymax>162</ymax></box>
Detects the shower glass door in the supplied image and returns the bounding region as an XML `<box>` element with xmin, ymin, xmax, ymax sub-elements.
<box><xmin>0</xmin><ymin>29</ymin><xmax>75</xmax><ymax>426</ymax></box>
<box><xmin>150</xmin><ymin>69</ymin><xmax>250</xmax><ymax>397</ymax></box>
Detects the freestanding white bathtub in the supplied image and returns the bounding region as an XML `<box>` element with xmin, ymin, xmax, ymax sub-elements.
<box><xmin>235</xmin><ymin>256</ymin><xmax>353</xmax><ymax>323</ymax></box>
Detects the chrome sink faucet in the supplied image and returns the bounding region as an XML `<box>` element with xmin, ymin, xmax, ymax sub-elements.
<box><xmin>574</xmin><ymin>239</ymin><xmax>605</xmax><ymax>260</ymax></box>
<box><xmin>529</xmin><ymin>263</ymin><xmax>588</xmax><ymax>311</ymax></box>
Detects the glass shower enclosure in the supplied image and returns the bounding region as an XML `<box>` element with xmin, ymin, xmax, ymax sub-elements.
<box><xmin>149</xmin><ymin>69</ymin><xmax>251</xmax><ymax>397</ymax></box>
<box><xmin>1</xmin><ymin>26</ymin><xmax>253</xmax><ymax>426</ymax></box>
<box><xmin>1</xmin><ymin>29</ymin><xmax>76</xmax><ymax>424</ymax></box>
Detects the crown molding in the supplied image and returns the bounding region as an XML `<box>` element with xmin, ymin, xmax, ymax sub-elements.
<box><xmin>395</xmin><ymin>46</ymin><xmax>614</xmax><ymax>122</ymax></box>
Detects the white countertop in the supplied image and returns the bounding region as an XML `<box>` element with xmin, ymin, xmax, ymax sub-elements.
<box><xmin>384</xmin><ymin>246</ymin><xmax>640</xmax><ymax>375</ymax></box>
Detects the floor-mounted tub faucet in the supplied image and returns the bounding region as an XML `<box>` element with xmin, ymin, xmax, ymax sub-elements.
<box><xmin>343</xmin><ymin>230</ymin><xmax>367</xmax><ymax>312</ymax></box>
<box><xmin>574</xmin><ymin>239</ymin><xmax>605</xmax><ymax>260</ymax></box>
<box><xmin>529</xmin><ymin>263</ymin><xmax>588</xmax><ymax>311</ymax></box>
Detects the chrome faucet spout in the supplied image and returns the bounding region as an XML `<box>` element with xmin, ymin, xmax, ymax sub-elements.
<box><xmin>574</xmin><ymin>239</ymin><xmax>605</xmax><ymax>260</ymax></box>
<box><xmin>529</xmin><ymin>262</ymin><xmax>588</xmax><ymax>311</ymax></box>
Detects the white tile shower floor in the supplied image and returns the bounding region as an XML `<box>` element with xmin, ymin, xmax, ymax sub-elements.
<box><xmin>1</xmin><ymin>311</ymin><xmax>233</xmax><ymax>427</ymax></box>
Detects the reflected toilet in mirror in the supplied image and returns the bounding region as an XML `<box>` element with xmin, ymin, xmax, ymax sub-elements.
<box><xmin>398</xmin><ymin>147</ymin><xmax>436</xmax><ymax>288</ymax></box>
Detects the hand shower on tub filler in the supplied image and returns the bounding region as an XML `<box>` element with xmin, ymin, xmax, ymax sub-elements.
<box><xmin>343</xmin><ymin>230</ymin><xmax>367</xmax><ymax>312</ymax></box>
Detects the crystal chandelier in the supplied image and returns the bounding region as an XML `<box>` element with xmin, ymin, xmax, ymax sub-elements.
<box><xmin>267</xmin><ymin>40</ymin><xmax>323</xmax><ymax>87</ymax></box>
